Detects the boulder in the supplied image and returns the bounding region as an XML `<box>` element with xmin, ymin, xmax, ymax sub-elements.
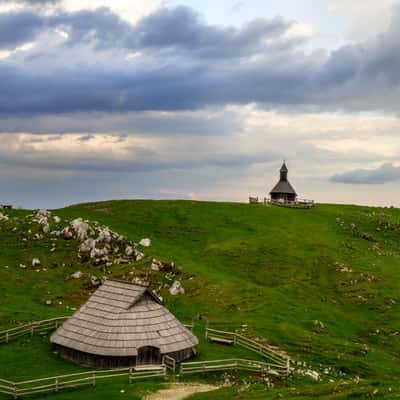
<box><xmin>32</xmin><ymin>258</ymin><xmax>41</xmax><ymax>267</ymax></box>
<box><xmin>125</xmin><ymin>246</ymin><xmax>134</xmax><ymax>256</ymax></box>
<box><xmin>90</xmin><ymin>275</ymin><xmax>101</xmax><ymax>287</ymax></box>
<box><xmin>151</xmin><ymin>259</ymin><xmax>163</xmax><ymax>271</ymax></box>
<box><xmin>62</xmin><ymin>228</ymin><xmax>73</xmax><ymax>240</ymax></box>
<box><xmin>134</xmin><ymin>251</ymin><xmax>145</xmax><ymax>261</ymax></box>
<box><xmin>97</xmin><ymin>228</ymin><xmax>112</xmax><ymax>243</ymax></box>
<box><xmin>139</xmin><ymin>238</ymin><xmax>151</xmax><ymax>247</ymax></box>
<box><xmin>71</xmin><ymin>271</ymin><xmax>83</xmax><ymax>279</ymax></box>
<box><xmin>0</xmin><ymin>212</ymin><xmax>9</xmax><ymax>221</ymax></box>
<box><xmin>53</xmin><ymin>216</ymin><xmax>61</xmax><ymax>224</ymax></box>
<box><xmin>71</xmin><ymin>218</ymin><xmax>89</xmax><ymax>241</ymax></box>
<box><xmin>169</xmin><ymin>280</ymin><xmax>185</xmax><ymax>295</ymax></box>
<box><xmin>79</xmin><ymin>238</ymin><xmax>96</xmax><ymax>253</ymax></box>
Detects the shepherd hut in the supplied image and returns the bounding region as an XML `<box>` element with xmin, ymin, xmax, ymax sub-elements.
<box><xmin>269</xmin><ymin>162</ymin><xmax>297</xmax><ymax>203</ymax></box>
<box><xmin>50</xmin><ymin>279</ymin><xmax>198</xmax><ymax>368</ymax></box>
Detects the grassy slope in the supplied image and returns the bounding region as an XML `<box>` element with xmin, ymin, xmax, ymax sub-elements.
<box><xmin>1</xmin><ymin>200</ymin><xmax>400</xmax><ymax>399</ymax></box>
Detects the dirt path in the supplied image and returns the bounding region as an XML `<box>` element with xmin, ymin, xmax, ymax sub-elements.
<box><xmin>144</xmin><ymin>383</ymin><xmax>220</xmax><ymax>400</ymax></box>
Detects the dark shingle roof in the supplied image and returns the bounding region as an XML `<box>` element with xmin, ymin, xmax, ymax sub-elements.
<box><xmin>270</xmin><ymin>179</ymin><xmax>297</xmax><ymax>195</ymax></box>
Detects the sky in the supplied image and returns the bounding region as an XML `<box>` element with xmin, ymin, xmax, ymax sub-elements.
<box><xmin>1</xmin><ymin>0</ymin><xmax>400</xmax><ymax>209</ymax></box>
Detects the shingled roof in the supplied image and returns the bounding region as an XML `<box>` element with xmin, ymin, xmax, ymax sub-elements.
<box><xmin>50</xmin><ymin>280</ymin><xmax>198</xmax><ymax>357</ymax></box>
<box><xmin>270</xmin><ymin>180</ymin><xmax>297</xmax><ymax>195</ymax></box>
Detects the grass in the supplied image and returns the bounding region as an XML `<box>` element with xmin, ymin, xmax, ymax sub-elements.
<box><xmin>1</xmin><ymin>200</ymin><xmax>400</xmax><ymax>398</ymax></box>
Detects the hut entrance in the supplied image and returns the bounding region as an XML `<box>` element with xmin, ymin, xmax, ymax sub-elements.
<box><xmin>137</xmin><ymin>346</ymin><xmax>161</xmax><ymax>365</ymax></box>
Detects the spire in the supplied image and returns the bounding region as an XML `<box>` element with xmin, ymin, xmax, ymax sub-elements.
<box><xmin>280</xmin><ymin>161</ymin><xmax>288</xmax><ymax>181</ymax></box>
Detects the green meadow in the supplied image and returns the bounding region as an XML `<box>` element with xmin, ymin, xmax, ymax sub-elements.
<box><xmin>1</xmin><ymin>200</ymin><xmax>400</xmax><ymax>398</ymax></box>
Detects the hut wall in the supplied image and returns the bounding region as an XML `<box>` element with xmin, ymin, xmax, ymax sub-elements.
<box><xmin>54</xmin><ymin>344</ymin><xmax>196</xmax><ymax>368</ymax></box>
<box><xmin>271</xmin><ymin>193</ymin><xmax>296</xmax><ymax>202</ymax></box>
<box><xmin>54</xmin><ymin>345</ymin><xmax>137</xmax><ymax>368</ymax></box>
<box><xmin>165</xmin><ymin>347</ymin><xmax>195</xmax><ymax>363</ymax></box>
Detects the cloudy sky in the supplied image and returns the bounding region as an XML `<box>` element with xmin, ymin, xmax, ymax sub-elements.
<box><xmin>1</xmin><ymin>0</ymin><xmax>400</xmax><ymax>208</ymax></box>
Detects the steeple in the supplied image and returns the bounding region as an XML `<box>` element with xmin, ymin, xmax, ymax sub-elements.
<box><xmin>280</xmin><ymin>161</ymin><xmax>288</xmax><ymax>181</ymax></box>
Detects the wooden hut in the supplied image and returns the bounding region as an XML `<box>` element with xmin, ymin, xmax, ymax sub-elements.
<box><xmin>269</xmin><ymin>162</ymin><xmax>297</xmax><ymax>203</ymax></box>
<box><xmin>50</xmin><ymin>279</ymin><xmax>198</xmax><ymax>368</ymax></box>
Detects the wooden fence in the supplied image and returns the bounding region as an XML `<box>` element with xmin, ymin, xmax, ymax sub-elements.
<box><xmin>205</xmin><ymin>328</ymin><xmax>290</xmax><ymax>376</ymax></box>
<box><xmin>0</xmin><ymin>366</ymin><xmax>166</xmax><ymax>399</ymax></box>
<box><xmin>0</xmin><ymin>319</ymin><xmax>291</xmax><ymax>397</ymax></box>
<box><xmin>162</xmin><ymin>355</ymin><xmax>176</xmax><ymax>373</ymax></box>
<box><xmin>180</xmin><ymin>358</ymin><xmax>287</xmax><ymax>376</ymax></box>
<box><xmin>0</xmin><ymin>317</ymin><xmax>69</xmax><ymax>344</ymax></box>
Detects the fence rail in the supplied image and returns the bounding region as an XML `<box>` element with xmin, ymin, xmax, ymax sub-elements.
<box><xmin>180</xmin><ymin>358</ymin><xmax>286</xmax><ymax>376</ymax></box>
<box><xmin>205</xmin><ymin>328</ymin><xmax>290</xmax><ymax>376</ymax></box>
<box><xmin>0</xmin><ymin>317</ymin><xmax>69</xmax><ymax>344</ymax></box>
<box><xmin>162</xmin><ymin>355</ymin><xmax>176</xmax><ymax>373</ymax></box>
<box><xmin>0</xmin><ymin>366</ymin><xmax>166</xmax><ymax>399</ymax></box>
<box><xmin>0</xmin><ymin>318</ymin><xmax>291</xmax><ymax>398</ymax></box>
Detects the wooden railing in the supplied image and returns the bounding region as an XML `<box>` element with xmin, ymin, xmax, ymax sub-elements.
<box><xmin>0</xmin><ymin>366</ymin><xmax>166</xmax><ymax>399</ymax></box>
<box><xmin>268</xmin><ymin>199</ymin><xmax>314</xmax><ymax>209</ymax></box>
<box><xmin>0</xmin><ymin>317</ymin><xmax>69</xmax><ymax>344</ymax></box>
<box><xmin>205</xmin><ymin>328</ymin><xmax>290</xmax><ymax>377</ymax></box>
<box><xmin>162</xmin><ymin>355</ymin><xmax>176</xmax><ymax>373</ymax></box>
<box><xmin>180</xmin><ymin>358</ymin><xmax>287</xmax><ymax>376</ymax></box>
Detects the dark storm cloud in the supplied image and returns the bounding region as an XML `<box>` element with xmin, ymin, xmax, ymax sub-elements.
<box><xmin>0</xmin><ymin>111</ymin><xmax>242</xmax><ymax>135</ymax></box>
<box><xmin>331</xmin><ymin>163</ymin><xmax>400</xmax><ymax>184</ymax></box>
<box><xmin>0</xmin><ymin>6</ymin><xmax>293</xmax><ymax>57</ymax></box>
<box><xmin>0</xmin><ymin>11</ymin><xmax>44</xmax><ymax>49</ymax></box>
<box><xmin>1</xmin><ymin>5</ymin><xmax>400</xmax><ymax>115</ymax></box>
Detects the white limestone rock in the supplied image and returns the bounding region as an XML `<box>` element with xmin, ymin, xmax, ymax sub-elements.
<box><xmin>0</xmin><ymin>212</ymin><xmax>9</xmax><ymax>221</ymax></box>
<box><xmin>169</xmin><ymin>280</ymin><xmax>185</xmax><ymax>296</ymax></box>
<box><xmin>139</xmin><ymin>238</ymin><xmax>151</xmax><ymax>247</ymax></box>
<box><xmin>151</xmin><ymin>259</ymin><xmax>163</xmax><ymax>271</ymax></box>
<box><xmin>32</xmin><ymin>258</ymin><xmax>41</xmax><ymax>267</ymax></box>
<box><xmin>71</xmin><ymin>218</ymin><xmax>89</xmax><ymax>241</ymax></box>
<box><xmin>62</xmin><ymin>227</ymin><xmax>73</xmax><ymax>240</ymax></box>
<box><xmin>71</xmin><ymin>271</ymin><xmax>83</xmax><ymax>279</ymax></box>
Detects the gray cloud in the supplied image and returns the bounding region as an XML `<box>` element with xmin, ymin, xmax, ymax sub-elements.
<box><xmin>0</xmin><ymin>6</ymin><xmax>293</xmax><ymax>57</ymax></box>
<box><xmin>0</xmin><ymin>11</ymin><xmax>44</xmax><ymax>50</ymax></box>
<box><xmin>0</xmin><ymin>110</ymin><xmax>243</xmax><ymax>135</ymax></box>
<box><xmin>331</xmin><ymin>163</ymin><xmax>400</xmax><ymax>184</ymax></box>
<box><xmin>0</xmin><ymin>4</ymin><xmax>400</xmax><ymax>115</ymax></box>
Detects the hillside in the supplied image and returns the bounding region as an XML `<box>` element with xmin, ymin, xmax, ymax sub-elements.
<box><xmin>1</xmin><ymin>200</ymin><xmax>400</xmax><ymax>399</ymax></box>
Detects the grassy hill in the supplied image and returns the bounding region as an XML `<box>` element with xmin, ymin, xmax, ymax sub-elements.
<box><xmin>1</xmin><ymin>200</ymin><xmax>400</xmax><ymax>399</ymax></box>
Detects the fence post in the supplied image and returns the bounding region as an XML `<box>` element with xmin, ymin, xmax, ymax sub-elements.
<box><xmin>129</xmin><ymin>368</ymin><xmax>132</xmax><ymax>384</ymax></box>
<box><xmin>13</xmin><ymin>384</ymin><xmax>17</xmax><ymax>400</ymax></box>
<box><xmin>285</xmin><ymin>358</ymin><xmax>290</xmax><ymax>376</ymax></box>
<box><xmin>31</xmin><ymin>325</ymin><xmax>34</xmax><ymax>336</ymax></box>
<box><xmin>205</xmin><ymin>328</ymin><xmax>208</xmax><ymax>341</ymax></box>
<box><xmin>5</xmin><ymin>332</ymin><xmax>8</xmax><ymax>343</ymax></box>
<box><xmin>92</xmin><ymin>373</ymin><xmax>96</xmax><ymax>387</ymax></box>
<box><xmin>55</xmin><ymin>378</ymin><xmax>59</xmax><ymax>392</ymax></box>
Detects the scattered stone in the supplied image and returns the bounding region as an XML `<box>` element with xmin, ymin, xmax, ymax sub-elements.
<box><xmin>125</xmin><ymin>246</ymin><xmax>134</xmax><ymax>256</ymax></box>
<box><xmin>71</xmin><ymin>271</ymin><xmax>83</xmax><ymax>279</ymax></box>
<box><xmin>90</xmin><ymin>275</ymin><xmax>101</xmax><ymax>287</ymax></box>
<box><xmin>79</xmin><ymin>238</ymin><xmax>96</xmax><ymax>253</ymax></box>
<box><xmin>169</xmin><ymin>280</ymin><xmax>185</xmax><ymax>295</ymax></box>
<box><xmin>19</xmin><ymin>264</ymin><xmax>26</xmax><ymax>269</ymax></box>
<box><xmin>151</xmin><ymin>259</ymin><xmax>163</xmax><ymax>271</ymax></box>
<box><xmin>53</xmin><ymin>216</ymin><xmax>61</xmax><ymax>223</ymax></box>
<box><xmin>32</xmin><ymin>258</ymin><xmax>41</xmax><ymax>267</ymax></box>
<box><xmin>139</xmin><ymin>238</ymin><xmax>151</xmax><ymax>247</ymax></box>
<box><xmin>71</xmin><ymin>218</ymin><xmax>89</xmax><ymax>241</ymax></box>
<box><xmin>134</xmin><ymin>251</ymin><xmax>145</xmax><ymax>261</ymax></box>
<box><xmin>45</xmin><ymin>300</ymin><xmax>52</xmax><ymax>305</ymax></box>
<box><xmin>0</xmin><ymin>212</ymin><xmax>9</xmax><ymax>221</ymax></box>
<box><xmin>62</xmin><ymin>228</ymin><xmax>73</xmax><ymax>240</ymax></box>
